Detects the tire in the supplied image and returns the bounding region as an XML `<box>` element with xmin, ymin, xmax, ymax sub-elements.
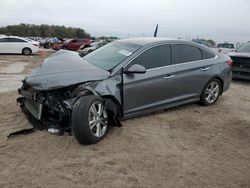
<box><xmin>22</xmin><ymin>48</ymin><xmax>32</xmax><ymax>55</ymax></box>
<box><xmin>72</xmin><ymin>95</ymin><xmax>109</xmax><ymax>145</ymax></box>
<box><xmin>200</xmin><ymin>78</ymin><xmax>222</xmax><ymax>106</ymax></box>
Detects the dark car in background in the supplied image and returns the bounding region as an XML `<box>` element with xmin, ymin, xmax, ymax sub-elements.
<box><xmin>17</xmin><ymin>38</ymin><xmax>232</xmax><ymax>145</ymax></box>
<box><xmin>40</xmin><ymin>37</ymin><xmax>64</xmax><ymax>49</ymax></box>
<box><xmin>53</xmin><ymin>38</ymin><xmax>91</xmax><ymax>51</ymax></box>
<box><xmin>228</xmin><ymin>42</ymin><xmax>250</xmax><ymax>80</ymax></box>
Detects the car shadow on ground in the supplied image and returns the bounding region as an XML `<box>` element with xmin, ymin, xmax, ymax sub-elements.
<box><xmin>232</xmin><ymin>79</ymin><xmax>250</xmax><ymax>86</ymax></box>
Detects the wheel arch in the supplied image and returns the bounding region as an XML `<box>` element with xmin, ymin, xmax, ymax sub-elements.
<box><xmin>213</xmin><ymin>76</ymin><xmax>224</xmax><ymax>95</ymax></box>
<box><xmin>102</xmin><ymin>95</ymin><xmax>123</xmax><ymax>118</ymax></box>
<box><xmin>22</xmin><ymin>47</ymin><xmax>32</xmax><ymax>55</ymax></box>
<box><xmin>72</xmin><ymin>86</ymin><xmax>123</xmax><ymax>118</ymax></box>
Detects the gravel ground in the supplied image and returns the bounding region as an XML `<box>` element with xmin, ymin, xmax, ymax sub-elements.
<box><xmin>0</xmin><ymin>54</ymin><xmax>249</xmax><ymax>188</ymax></box>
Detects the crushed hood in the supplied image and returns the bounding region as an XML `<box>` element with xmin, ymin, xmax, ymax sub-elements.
<box><xmin>26</xmin><ymin>50</ymin><xmax>110</xmax><ymax>90</ymax></box>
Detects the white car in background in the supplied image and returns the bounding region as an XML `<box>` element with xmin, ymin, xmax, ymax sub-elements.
<box><xmin>0</xmin><ymin>36</ymin><xmax>39</xmax><ymax>55</ymax></box>
<box><xmin>78</xmin><ymin>41</ymin><xmax>109</xmax><ymax>55</ymax></box>
<box><xmin>215</xmin><ymin>43</ymin><xmax>239</xmax><ymax>54</ymax></box>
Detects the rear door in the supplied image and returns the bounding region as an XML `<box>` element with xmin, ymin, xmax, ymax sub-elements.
<box><xmin>173</xmin><ymin>44</ymin><xmax>215</xmax><ymax>101</ymax></box>
<box><xmin>9</xmin><ymin>38</ymin><xmax>28</xmax><ymax>53</ymax></box>
<box><xmin>123</xmin><ymin>44</ymin><xmax>176</xmax><ymax>115</ymax></box>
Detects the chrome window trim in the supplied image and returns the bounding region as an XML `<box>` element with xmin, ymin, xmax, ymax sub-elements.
<box><xmin>147</xmin><ymin>54</ymin><xmax>218</xmax><ymax>72</ymax></box>
<box><xmin>123</xmin><ymin>43</ymin><xmax>218</xmax><ymax>72</ymax></box>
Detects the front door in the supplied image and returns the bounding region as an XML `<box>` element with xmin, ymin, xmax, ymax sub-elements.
<box><xmin>123</xmin><ymin>44</ymin><xmax>176</xmax><ymax>115</ymax></box>
<box><xmin>0</xmin><ymin>38</ymin><xmax>11</xmax><ymax>53</ymax></box>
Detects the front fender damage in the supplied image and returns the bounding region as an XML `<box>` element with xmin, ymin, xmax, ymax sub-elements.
<box><xmin>12</xmin><ymin>78</ymin><xmax>123</xmax><ymax>138</ymax></box>
<box><xmin>72</xmin><ymin>82</ymin><xmax>123</xmax><ymax>127</ymax></box>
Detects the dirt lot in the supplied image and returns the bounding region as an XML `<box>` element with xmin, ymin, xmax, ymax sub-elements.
<box><xmin>0</xmin><ymin>54</ymin><xmax>249</xmax><ymax>188</ymax></box>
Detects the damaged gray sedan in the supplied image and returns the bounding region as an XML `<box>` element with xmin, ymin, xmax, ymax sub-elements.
<box><xmin>17</xmin><ymin>38</ymin><xmax>232</xmax><ymax>144</ymax></box>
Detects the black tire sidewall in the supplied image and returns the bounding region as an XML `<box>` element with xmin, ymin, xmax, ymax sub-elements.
<box><xmin>201</xmin><ymin>78</ymin><xmax>221</xmax><ymax>106</ymax></box>
<box><xmin>72</xmin><ymin>95</ymin><xmax>107</xmax><ymax>145</ymax></box>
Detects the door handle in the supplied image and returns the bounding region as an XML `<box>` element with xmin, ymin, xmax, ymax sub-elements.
<box><xmin>201</xmin><ymin>67</ymin><xmax>209</xmax><ymax>71</ymax></box>
<box><xmin>164</xmin><ymin>75</ymin><xmax>175</xmax><ymax>79</ymax></box>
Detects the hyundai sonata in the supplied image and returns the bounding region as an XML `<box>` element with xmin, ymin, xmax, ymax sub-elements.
<box><xmin>17</xmin><ymin>38</ymin><xmax>232</xmax><ymax>144</ymax></box>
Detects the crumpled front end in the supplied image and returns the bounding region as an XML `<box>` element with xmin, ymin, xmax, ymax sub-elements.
<box><xmin>17</xmin><ymin>79</ymin><xmax>84</xmax><ymax>132</ymax></box>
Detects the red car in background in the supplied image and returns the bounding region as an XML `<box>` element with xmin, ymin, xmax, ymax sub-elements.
<box><xmin>53</xmin><ymin>39</ymin><xmax>91</xmax><ymax>51</ymax></box>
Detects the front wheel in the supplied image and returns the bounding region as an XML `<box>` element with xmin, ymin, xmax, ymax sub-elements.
<box><xmin>72</xmin><ymin>96</ymin><xmax>108</xmax><ymax>145</ymax></box>
<box><xmin>200</xmin><ymin>78</ymin><xmax>221</xmax><ymax>106</ymax></box>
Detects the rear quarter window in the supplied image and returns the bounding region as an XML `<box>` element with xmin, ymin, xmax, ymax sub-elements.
<box><xmin>174</xmin><ymin>44</ymin><xmax>202</xmax><ymax>64</ymax></box>
<box><xmin>201</xmin><ymin>49</ymin><xmax>215</xmax><ymax>59</ymax></box>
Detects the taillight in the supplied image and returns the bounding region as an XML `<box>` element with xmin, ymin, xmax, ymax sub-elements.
<box><xmin>226</xmin><ymin>59</ymin><xmax>233</xmax><ymax>66</ymax></box>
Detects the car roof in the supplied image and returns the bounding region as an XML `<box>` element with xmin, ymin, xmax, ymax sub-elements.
<box><xmin>0</xmin><ymin>35</ymin><xmax>26</xmax><ymax>39</ymax></box>
<box><xmin>117</xmin><ymin>37</ymin><xmax>181</xmax><ymax>46</ymax></box>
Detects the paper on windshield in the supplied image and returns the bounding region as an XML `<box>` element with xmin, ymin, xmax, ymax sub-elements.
<box><xmin>118</xmin><ymin>49</ymin><xmax>132</xmax><ymax>56</ymax></box>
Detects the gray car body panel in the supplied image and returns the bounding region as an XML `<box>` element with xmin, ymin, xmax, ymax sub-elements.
<box><xmin>26</xmin><ymin>50</ymin><xmax>110</xmax><ymax>90</ymax></box>
<box><xmin>24</xmin><ymin>38</ymin><xmax>232</xmax><ymax>119</ymax></box>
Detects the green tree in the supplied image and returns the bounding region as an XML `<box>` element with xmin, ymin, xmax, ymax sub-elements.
<box><xmin>207</xmin><ymin>39</ymin><xmax>216</xmax><ymax>46</ymax></box>
<box><xmin>0</xmin><ymin>23</ymin><xmax>91</xmax><ymax>38</ymax></box>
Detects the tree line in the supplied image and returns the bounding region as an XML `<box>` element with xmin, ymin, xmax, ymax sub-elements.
<box><xmin>0</xmin><ymin>23</ymin><xmax>91</xmax><ymax>38</ymax></box>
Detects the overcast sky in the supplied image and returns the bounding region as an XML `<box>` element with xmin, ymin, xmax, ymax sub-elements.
<box><xmin>0</xmin><ymin>0</ymin><xmax>249</xmax><ymax>42</ymax></box>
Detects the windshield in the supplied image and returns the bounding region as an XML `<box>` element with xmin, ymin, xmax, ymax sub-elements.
<box><xmin>83</xmin><ymin>41</ymin><xmax>142</xmax><ymax>71</ymax></box>
<box><xmin>237</xmin><ymin>43</ymin><xmax>250</xmax><ymax>53</ymax></box>
<box><xmin>217</xmin><ymin>43</ymin><xmax>234</xmax><ymax>49</ymax></box>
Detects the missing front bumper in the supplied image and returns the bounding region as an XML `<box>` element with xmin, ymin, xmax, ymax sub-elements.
<box><xmin>24</xmin><ymin>98</ymin><xmax>43</xmax><ymax>120</ymax></box>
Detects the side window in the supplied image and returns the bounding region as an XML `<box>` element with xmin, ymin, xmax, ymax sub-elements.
<box><xmin>202</xmin><ymin>49</ymin><xmax>215</xmax><ymax>59</ymax></box>
<box><xmin>9</xmin><ymin>38</ymin><xmax>26</xmax><ymax>42</ymax></box>
<box><xmin>131</xmin><ymin>45</ymin><xmax>171</xmax><ymax>69</ymax></box>
<box><xmin>174</xmin><ymin>44</ymin><xmax>202</xmax><ymax>64</ymax></box>
<box><xmin>0</xmin><ymin>38</ymin><xmax>11</xmax><ymax>42</ymax></box>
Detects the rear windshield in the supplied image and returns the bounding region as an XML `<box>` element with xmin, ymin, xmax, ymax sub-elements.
<box><xmin>237</xmin><ymin>43</ymin><xmax>250</xmax><ymax>53</ymax></box>
<box><xmin>83</xmin><ymin>41</ymin><xmax>142</xmax><ymax>71</ymax></box>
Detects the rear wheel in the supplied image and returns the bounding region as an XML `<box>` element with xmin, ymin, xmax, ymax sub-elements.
<box><xmin>22</xmin><ymin>48</ymin><xmax>32</xmax><ymax>55</ymax></box>
<box><xmin>200</xmin><ymin>78</ymin><xmax>221</xmax><ymax>106</ymax></box>
<box><xmin>72</xmin><ymin>96</ymin><xmax>108</xmax><ymax>145</ymax></box>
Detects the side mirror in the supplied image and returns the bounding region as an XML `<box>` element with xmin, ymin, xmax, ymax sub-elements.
<box><xmin>124</xmin><ymin>64</ymin><xmax>146</xmax><ymax>74</ymax></box>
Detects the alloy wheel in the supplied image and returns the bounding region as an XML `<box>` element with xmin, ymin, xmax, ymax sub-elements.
<box><xmin>88</xmin><ymin>101</ymin><xmax>108</xmax><ymax>137</ymax></box>
<box><xmin>205</xmin><ymin>81</ymin><xmax>220</xmax><ymax>103</ymax></box>
<box><xmin>23</xmin><ymin>48</ymin><xmax>31</xmax><ymax>55</ymax></box>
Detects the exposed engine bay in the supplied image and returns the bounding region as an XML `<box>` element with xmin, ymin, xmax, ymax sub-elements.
<box><xmin>15</xmin><ymin>78</ymin><xmax>122</xmax><ymax>137</ymax></box>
